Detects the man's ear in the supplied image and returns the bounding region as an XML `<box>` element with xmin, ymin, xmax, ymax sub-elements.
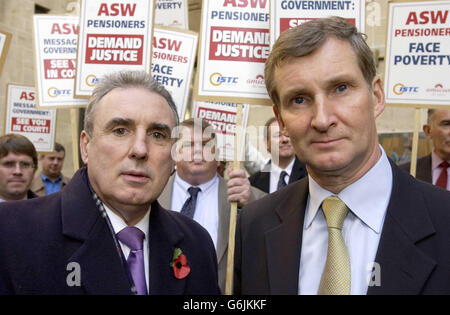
<box><xmin>79</xmin><ymin>130</ymin><xmax>90</xmax><ymax>165</ymax></box>
<box><xmin>273</xmin><ymin>105</ymin><xmax>287</xmax><ymax>135</ymax></box>
<box><xmin>371</xmin><ymin>75</ymin><xmax>386</xmax><ymax>118</ymax></box>
<box><xmin>423</xmin><ymin>124</ymin><xmax>432</xmax><ymax>138</ymax></box>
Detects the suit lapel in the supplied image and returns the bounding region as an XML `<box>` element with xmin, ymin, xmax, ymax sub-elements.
<box><xmin>61</xmin><ymin>169</ymin><xmax>132</xmax><ymax>294</ymax></box>
<box><xmin>289</xmin><ymin>157</ymin><xmax>307</xmax><ymax>184</ymax></box>
<box><xmin>260</xmin><ymin>172</ymin><xmax>271</xmax><ymax>193</ymax></box>
<box><xmin>148</xmin><ymin>202</ymin><xmax>186</xmax><ymax>294</ymax></box>
<box><xmin>416</xmin><ymin>155</ymin><xmax>432</xmax><ymax>184</ymax></box>
<box><xmin>265</xmin><ymin>179</ymin><xmax>308</xmax><ymax>294</ymax></box>
<box><xmin>368</xmin><ymin>163</ymin><xmax>437</xmax><ymax>295</ymax></box>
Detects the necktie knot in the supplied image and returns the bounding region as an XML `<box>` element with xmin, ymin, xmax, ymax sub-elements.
<box><xmin>322</xmin><ymin>196</ymin><xmax>349</xmax><ymax>230</ymax></box>
<box><xmin>181</xmin><ymin>187</ymin><xmax>201</xmax><ymax>219</ymax></box>
<box><xmin>116</xmin><ymin>226</ymin><xmax>145</xmax><ymax>251</ymax></box>
<box><xmin>440</xmin><ymin>161</ymin><xmax>449</xmax><ymax>169</ymax></box>
<box><xmin>188</xmin><ymin>186</ymin><xmax>201</xmax><ymax>197</ymax></box>
<box><xmin>277</xmin><ymin>170</ymin><xmax>288</xmax><ymax>190</ymax></box>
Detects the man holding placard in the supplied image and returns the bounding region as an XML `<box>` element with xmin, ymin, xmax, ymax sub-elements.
<box><xmin>234</xmin><ymin>17</ymin><xmax>450</xmax><ymax>295</ymax></box>
<box><xmin>249</xmin><ymin>117</ymin><xmax>307</xmax><ymax>193</ymax></box>
<box><xmin>159</xmin><ymin>118</ymin><xmax>265</xmax><ymax>293</ymax></box>
<box><xmin>401</xmin><ymin>109</ymin><xmax>450</xmax><ymax>190</ymax></box>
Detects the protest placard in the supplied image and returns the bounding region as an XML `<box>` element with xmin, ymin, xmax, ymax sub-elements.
<box><xmin>192</xmin><ymin>100</ymin><xmax>249</xmax><ymax>161</ymax></box>
<box><xmin>33</xmin><ymin>15</ymin><xmax>88</xmax><ymax>108</ymax></box>
<box><xmin>269</xmin><ymin>0</ymin><xmax>366</xmax><ymax>47</ymax></box>
<box><xmin>75</xmin><ymin>0</ymin><xmax>156</xmax><ymax>98</ymax></box>
<box><xmin>3</xmin><ymin>84</ymin><xmax>57</xmax><ymax>152</ymax></box>
<box><xmin>152</xmin><ymin>27</ymin><xmax>198</xmax><ymax>120</ymax></box>
<box><xmin>155</xmin><ymin>0</ymin><xmax>189</xmax><ymax>29</ymax></box>
<box><xmin>384</xmin><ymin>0</ymin><xmax>450</xmax><ymax>106</ymax></box>
<box><xmin>195</xmin><ymin>0</ymin><xmax>271</xmax><ymax>105</ymax></box>
<box><xmin>0</xmin><ymin>29</ymin><xmax>12</xmax><ymax>76</ymax></box>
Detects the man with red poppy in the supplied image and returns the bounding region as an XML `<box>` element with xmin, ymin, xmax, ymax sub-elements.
<box><xmin>0</xmin><ymin>71</ymin><xmax>221</xmax><ymax>295</ymax></box>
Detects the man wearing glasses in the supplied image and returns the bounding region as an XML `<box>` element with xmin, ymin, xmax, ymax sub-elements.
<box><xmin>0</xmin><ymin>134</ymin><xmax>38</xmax><ymax>202</ymax></box>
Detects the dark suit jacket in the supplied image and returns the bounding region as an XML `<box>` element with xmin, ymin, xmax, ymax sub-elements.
<box><xmin>399</xmin><ymin>154</ymin><xmax>432</xmax><ymax>184</ymax></box>
<box><xmin>249</xmin><ymin>156</ymin><xmax>307</xmax><ymax>193</ymax></box>
<box><xmin>234</xmin><ymin>160</ymin><xmax>450</xmax><ymax>294</ymax></box>
<box><xmin>0</xmin><ymin>168</ymin><xmax>220</xmax><ymax>295</ymax></box>
<box><xmin>27</xmin><ymin>190</ymin><xmax>38</xmax><ymax>199</ymax></box>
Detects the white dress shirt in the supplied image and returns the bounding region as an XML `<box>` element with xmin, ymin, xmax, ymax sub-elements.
<box><xmin>269</xmin><ymin>157</ymin><xmax>295</xmax><ymax>193</ymax></box>
<box><xmin>171</xmin><ymin>173</ymin><xmax>219</xmax><ymax>249</ymax></box>
<box><xmin>298</xmin><ymin>146</ymin><xmax>393</xmax><ymax>295</ymax></box>
<box><xmin>103</xmin><ymin>204</ymin><xmax>150</xmax><ymax>294</ymax></box>
<box><xmin>431</xmin><ymin>150</ymin><xmax>449</xmax><ymax>190</ymax></box>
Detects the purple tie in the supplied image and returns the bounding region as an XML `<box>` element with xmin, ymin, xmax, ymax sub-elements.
<box><xmin>116</xmin><ymin>226</ymin><xmax>147</xmax><ymax>295</ymax></box>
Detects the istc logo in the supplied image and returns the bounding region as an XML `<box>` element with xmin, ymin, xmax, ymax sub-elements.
<box><xmin>48</xmin><ymin>87</ymin><xmax>71</xmax><ymax>97</ymax></box>
<box><xmin>209</xmin><ymin>73</ymin><xmax>238</xmax><ymax>86</ymax></box>
<box><xmin>86</xmin><ymin>75</ymin><xmax>100</xmax><ymax>87</ymax></box>
<box><xmin>393</xmin><ymin>83</ymin><xmax>419</xmax><ymax>95</ymax></box>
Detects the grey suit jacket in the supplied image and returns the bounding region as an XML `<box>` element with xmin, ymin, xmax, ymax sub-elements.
<box><xmin>158</xmin><ymin>173</ymin><xmax>266</xmax><ymax>293</ymax></box>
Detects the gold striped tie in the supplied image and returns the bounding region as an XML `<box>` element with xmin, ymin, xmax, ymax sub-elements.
<box><xmin>318</xmin><ymin>196</ymin><xmax>351</xmax><ymax>295</ymax></box>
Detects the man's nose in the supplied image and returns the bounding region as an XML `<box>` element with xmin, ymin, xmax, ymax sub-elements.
<box><xmin>12</xmin><ymin>163</ymin><xmax>23</xmax><ymax>175</ymax></box>
<box><xmin>280</xmin><ymin>134</ymin><xmax>290</xmax><ymax>143</ymax></box>
<box><xmin>129</xmin><ymin>132</ymin><xmax>149</xmax><ymax>160</ymax></box>
<box><xmin>310</xmin><ymin>96</ymin><xmax>336</xmax><ymax>132</ymax></box>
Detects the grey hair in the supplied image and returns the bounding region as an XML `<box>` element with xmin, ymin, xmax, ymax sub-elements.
<box><xmin>84</xmin><ymin>71</ymin><xmax>179</xmax><ymax>136</ymax></box>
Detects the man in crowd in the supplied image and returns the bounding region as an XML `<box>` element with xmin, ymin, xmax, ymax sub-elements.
<box><xmin>234</xmin><ymin>17</ymin><xmax>450</xmax><ymax>295</ymax></box>
<box><xmin>249</xmin><ymin>117</ymin><xmax>307</xmax><ymax>193</ymax></box>
<box><xmin>401</xmin><ymin>109</ymin><xmax>450</xmax><ymax>190</ymax></box>
<box><xmin>0</xmin><ymin>71</ymin><xmax>220</xmax><ymax>295</ymax></box>
<box><xmin>0</xmin><ymin>134</ymin><xmax>38</xmax><ymax>202</ymax></box>
<box><xmin>158</xmin><ymin>118</ymin><xmax>266</xmax><ymax>292</ymax></box>
<box><xmin>31</xmin><ymin>142</ymin><xmax>71</xmax><ymax>196</ymax></box>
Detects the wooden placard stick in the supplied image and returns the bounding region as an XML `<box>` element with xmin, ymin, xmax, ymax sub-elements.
<box><xmin>409</xmin><ymin>107</ymin><xmax>421</xmax><ymax>177</ymax></box>
<box><xmin>225</xmin><ymin>103</ymin><xmax>243</xmax><ymax>295</ymax></box>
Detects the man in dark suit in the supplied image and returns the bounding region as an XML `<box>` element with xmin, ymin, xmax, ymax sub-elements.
<box><xmin>234</xmin><ymin>17</ymin><xmax>450</xmax><ymax>295</ymax></box>
<box><xmin>0</xmin><ymin>71</ymin><xmax>220</xmax><ymax>295</ymax></box>
<box><xmin>400</xmin><ymin>109</ymin><xmax>450</xmax><ymax>190</ymax></box>
<box><xmin>249</xmin><ymin>117</ymin><xmax>307</xmax><ymax>193</ymax></box>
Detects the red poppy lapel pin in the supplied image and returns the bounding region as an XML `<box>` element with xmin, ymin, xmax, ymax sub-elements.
<box><xmin>170</xmin><ymin>247</ymin><xmax>190</xmax><ymax>279</ymax></box>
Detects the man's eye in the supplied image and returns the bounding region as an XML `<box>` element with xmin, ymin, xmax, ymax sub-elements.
<box><xmin>336</xmin><ymin>84</ymin><xmax>348</xmax><ymax>93</ymax></box>
<box><xmin>151</xmin><ymin>131</ymin><xmax>166</xmax><ymax>140</ymax></box>
<box><xmin>113</xmin><ymin>128</ymin><xmax>127</xmax><ymax>136</ymax></box>
<box><xmin>4</xmin><ymin>161</ymin><xmax>15</xmax><ymax>168</ymax></box>
<box><xmin>293</xmin><ymin>96</ymin><xmax>305</xmax><ymax>104</ymax></box>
